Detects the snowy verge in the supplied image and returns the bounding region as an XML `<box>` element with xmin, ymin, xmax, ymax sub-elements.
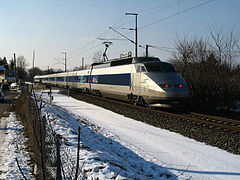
<box><xmin>37</xmin><ymin>90</ymin><xmax>240</xmax><ymax>180</ymax></box>
<box><xmin>0</xmin><ymin>112</ymin><xmax>34</xmax><ymax>180</ymax></box>
<box><xmin>42</xmin><ymin>100</ymin><xmax>175</xmax><ymax>179</ymax></box>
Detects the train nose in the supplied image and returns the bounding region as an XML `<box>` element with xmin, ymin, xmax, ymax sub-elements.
<box><xmin>158</xmin><ymin>83</ymin><xmax>190</xmax><ymax>100</ymax></box>
<box><xmin>158</xmin><ymin>83</ymin><xmax>189</xmax><ymax>95</ymax></box>
<box><xmin>159</xmin><ymin>84</ymin><xmax>186</xmax><ymax>89</ymax></box>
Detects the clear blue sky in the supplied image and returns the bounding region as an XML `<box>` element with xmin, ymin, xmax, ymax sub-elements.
<box><xmin>0</xmin><ymin>0</ymin><xmax>239</xmax><ymax>71</ymax></box>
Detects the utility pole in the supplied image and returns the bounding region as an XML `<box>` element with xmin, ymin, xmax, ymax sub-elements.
<box><xmin>145</xmin><ymin>44</ymin><xmax>153</xmax><ymax>57</ymax></box>
<box><xmin>82</xmin><ymin>57</ymin><xmax>84</xmax><ymax>70</ymax></box>
<box><xmin>61</xmin><ymin>52</ymin><xmax>67</xmax><ymax>72</ymax></box>
<box><xmin>14</xmin><ymin>53</ymin><xmax>17</xmax><ymax>82</ymax></box>
<box><xmin>32</xmin><ymin>49</ymin><xmax>35</xmax><ymax>68</ymax></box>
<box><xmin>146</xmin><ymin>45</ymin><xmax>149</xmax><ymax>57</ymax></box>
<box><xmin>126</xmin><ymin>13</ymin><xmax>138</xmax><ymax>57</ymax></box>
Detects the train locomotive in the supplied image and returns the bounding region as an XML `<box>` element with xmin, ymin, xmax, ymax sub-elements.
<box><xmin>34</xmin><ymin>56</ymin><xmax>189</xmax><ymax>107</ymax></box>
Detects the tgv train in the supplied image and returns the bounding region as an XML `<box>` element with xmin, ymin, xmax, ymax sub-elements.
<box><xmin>34</xmin><ymin>57</ymin><xmax>189</xmax><ymax>107</ymax></box>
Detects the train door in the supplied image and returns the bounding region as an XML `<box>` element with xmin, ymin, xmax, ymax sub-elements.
<box><xmin>133</xmin><ymin>64</ymin><xmax>146</xmax><ymax>95</ymax></box>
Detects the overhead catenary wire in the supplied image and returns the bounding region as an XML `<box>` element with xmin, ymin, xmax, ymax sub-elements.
<box><xmin>148</xmin><ymin>45</ymin><xmax>240</xmax><ymax>54</ymax></box>
<box><xmin>68</xmin><ymin>43</ymin><xmax>103</xmax><ymax>59</ymax></box>
<box><xmin>103</xmin><ymin>1</ymin><xmax>183</xmax><ymax>42</ymax></box>
<box><xmin>97</xmin><ymin>38</ymin><xmax>128</xmax><ymax>41</ymax></box>
<box><xmin>67</xmin><ymin>15</ymin><xmax>127</xmax><ymax>59</ymax></box>
<box><xmin>109</xmin><ymin>27</ymin><xmax>135</xmax><ymax>44</ymax></box>
<box><xmin>102</xmin><ymin>0</ymin><xmax>215</xmax><ymax>50</ymax></box>
<box><xmin>66</xmin><ymin>1</ymin><xmax>184</xmax><ymax>59</ymax></box>
<box><xmin>67</xmin><ymin>0</ymin><xmax>216</xmax><ymax>62</ymax></box>
<box><xmin>68</xmin><ymin>29</ymin><xmax>110</xmax><ymax>59</ymax></box>
<box><xmin>110</xmin><ymin>0</ymin><xmax>216</xmax><ymax>55</ymax></box>
<box><xmin>116</xmin><ymin>1</ymin><xmax>181</xmax><ymax>28</ymax></box>
<box><xmin>140</xmin><ymin>1</ymin><xmax>179</xmax><ymax>19</ymax></box>
<box><xmin>139</xmin><ymin>0</ymin><xmax>215</xmax><ymax>30</ymax></box>
<box><xmin>138</xmin><ymin>1</ymin><xmax>178</xmax><ymax>13</ymax></box>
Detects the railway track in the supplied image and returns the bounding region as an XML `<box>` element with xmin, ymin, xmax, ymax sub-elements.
<box><xmin>187</xmin><ymin>112</ymin><xmax>240</xmax><ymax>132</ymax></box>
<box><xmin>128</xmin><ymin>102</ymin><xmax>240</xmax><ymax>133</ymax></box>
<box><xmin>67</xmin><ymin>90</ymin><xmax>240</xmax><ymax>133</ymax></box>
<box><xmin>152</xmin><ymin>109</ymin><xmax>240</xmax><ymax>132</ymax></box>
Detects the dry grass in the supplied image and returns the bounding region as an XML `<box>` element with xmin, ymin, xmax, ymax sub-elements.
<box><xmin>11</xmin><ymin>93</ymin><xmax>40</xmax><ymax>179</ymax></box>
<box><xmin>28</xmin><ymin>84</ymin><xmax>46</xmax><ymax>91</ymax></box>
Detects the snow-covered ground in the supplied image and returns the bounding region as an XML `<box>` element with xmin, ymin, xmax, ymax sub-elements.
<box><xmin>37</xmin><ymin>90</ymin><xmax>240</xmax><ymax>180</ymax></box>
<box><xmin>2</xmin><ymin>90</ymin><xmax>239</xmax><ymax>179</ymax></box>
<box><xmin>0</xmin><ymin>113</ymin><xmax>34</xmax><ymax>179</ymax></box>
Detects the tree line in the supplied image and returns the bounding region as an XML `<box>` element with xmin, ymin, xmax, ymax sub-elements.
<box><xmin>0</xmin><ymin>56</ymin><xmax>65</xmax><ymax>83</ymax></box>
<box><xmin>169</xmin><ymin>26</ymin><xmax>240</xmax><ymax>111</ymax></box>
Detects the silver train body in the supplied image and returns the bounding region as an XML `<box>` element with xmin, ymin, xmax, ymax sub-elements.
<box><xmin>34</xmin><ymin>57</ymin><xmax>189</xmax><ymax>107</ymax></box>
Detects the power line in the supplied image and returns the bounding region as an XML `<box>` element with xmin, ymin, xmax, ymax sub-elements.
<box><xmin>99</xmin><ymin>0</ymin><xmax>211</xmax><ymax>48</ymax></box>
<box><xmin>116</xmin><ymin>1</ymin><xmax>181</xmax><ymax>28</ymax></box>
<box><xmin>112</xmin><ymin>15</ymin><xmax>126</xmax><ymax>27</ymax></box>
<box><xmin>139</xmin><ymin>0</ymin><xmax>215</xmax><ymax>30</ymax></box>
<box><xmin>109</xmin><ymin>27</ymin><xmax>135</xmax><ymax>44</ymax></box>
<box><xmin>67</xmin><ymin>0</ymin><xmax>215</xmax><ymax>61</ymax></box>
<box><xmin>140</xmin><ymin>1</ymin><xmax>178</xmax><ymax>19</ymax></box>
<box><xmin>67</xmin><ymin>1</ymin><xmax>187</xmax><ymax>60</ymax></box>
<box><xmin>68</xmin><ymin>29</ymin><xmax>110</xmax><ymax>58</ymax></box>
<box><xmin>68</xmin><ymin>43</ymin><xmax>103</xmax><ymax>59</ymax></box>
<box><xmin>149</xmin><ymin>45</ymin><xmax>240</xmax><ymax>54</ymax></box>
<box><xmin>67</xmin><ymin>15</ymin><xmax>128</xmax><ymax>59</ymax></box>
<box><xmin>97</xmin><ymin>38</ymin><xmax>128</xmax><ymax>41</ymax></box>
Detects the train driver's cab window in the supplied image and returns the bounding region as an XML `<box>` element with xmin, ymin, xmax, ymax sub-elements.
<box><xmin>141</xmin><ymin>66</ymin><xmax>146</xmax><ymax>72</ymax></box>
<box><xmin>136</xmin><ymin>65</ymin><xmax>147</xmax><ymax>73</ymax></box>
<box><xmin>144</xmin><ymin>62</ymin><xmax>176</xmax><ymax>73</ymax></box>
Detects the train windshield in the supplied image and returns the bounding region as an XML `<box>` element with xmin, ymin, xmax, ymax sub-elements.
<box><xmin>144</xmin><ymin>62</ymin><xmax>176</xmax><ymax>73</ymax></box>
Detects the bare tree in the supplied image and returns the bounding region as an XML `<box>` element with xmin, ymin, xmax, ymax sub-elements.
<box><xmin>208</xmin><ymin>25</ymin><xmax>240</xmax><ymax>107</ymax></box>
<box><xmin>9</xmin><ymin>59</ymin><xmax>15</xmax><ymax>70</ymax></box>
<box><xmin>169</xmin><ymin>26</ymin><xmax>240</xmax><ymax>111</ymax></box>
<box><xmin>28</xmin><ymin>67</ymin><xmax>42</xmax><ymax>82</ymax></box>
<box><xmin>72</xmin><ymin>65</ymin><xmax>88</xmax><ymax>71</ymax></box>
<box><xmin>170</xmin><ymin>36</ymin><xmax>211</xmax><ymax>96</ymax></box>
<box><xmin>92</xmin><ymin>51</ymin><xmax>102</xmax><ymax>63</ymax></box>
<box><xmin>208</xmin><ymin>25</ymin><xmax>240</xmax><ymax>67</ymax></box>
<box><xmin>17</xmin><ymin>56</ymin><xmax>28</xmax><ymax>81</ymax></box>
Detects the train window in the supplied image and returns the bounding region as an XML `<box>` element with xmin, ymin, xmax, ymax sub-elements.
<box><xmin>144</xmin><ymin>62</ymin><xmax>176</xmax><ymax>73</ymax></box>
<box><xmin>136</xmin><ymin>65</ymin><xmax>147</xmax><ymax>73</ymax></box>
<box><xmin>56</xmin><ymin>77</ymin><xmax>64</xmax><ymax>81</ymax></box>
<box><xmin>141</xmin><ymin>66</ymin><xmax>146</xmax><ymax>72</ymax></box>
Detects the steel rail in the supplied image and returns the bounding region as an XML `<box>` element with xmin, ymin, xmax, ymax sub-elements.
<box><xmin>67</xmin><ymin>90</ymin><xmax>240</xmax><ymax>132</ymax></box>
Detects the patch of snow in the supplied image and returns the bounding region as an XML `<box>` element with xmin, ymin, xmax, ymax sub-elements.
<box><xmin>0</xmin><ymin>113</ymin><xmax>34</xmax><ymax>179</ymax></box>
<box><xmin>37</xmin><ymin>90</ymin><xmax>240</xmax><ymax>179</ymax></box>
